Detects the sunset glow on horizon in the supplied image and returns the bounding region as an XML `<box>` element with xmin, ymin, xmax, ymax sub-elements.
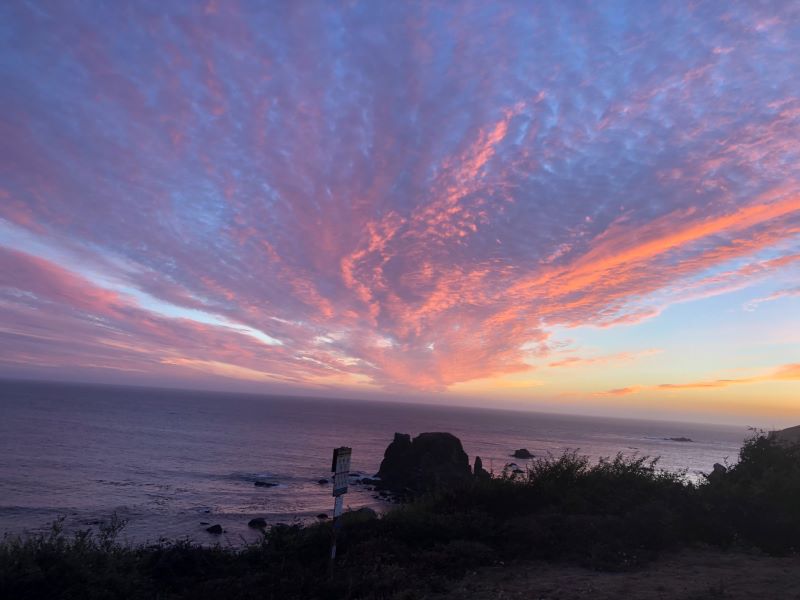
<box><xmin>1</xmin><ymin>2</ymin><xmax>798</xmax><ymax>424</ymax></box>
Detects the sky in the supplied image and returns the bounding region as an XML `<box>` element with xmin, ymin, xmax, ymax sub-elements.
<box><xmin>0</xmin><ymin>1</ymin><xmax>798</xmax><ymax>425</ymax></box>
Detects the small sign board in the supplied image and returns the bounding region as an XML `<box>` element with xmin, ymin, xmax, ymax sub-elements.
<box><xmin>331</xmin><ymin>446</ymin><xmax>351</xmax><ymax>497</ymax></box>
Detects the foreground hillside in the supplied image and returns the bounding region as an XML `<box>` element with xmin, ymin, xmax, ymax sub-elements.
<box><xmin>439</xmin><ymin>548</ymin><xmax>800</xmax><ymax>599</ymax></box>
<box><xmin>2</xmin><ymin>431</ymin><xmax>799</xmax><ymax>599</ymax></box>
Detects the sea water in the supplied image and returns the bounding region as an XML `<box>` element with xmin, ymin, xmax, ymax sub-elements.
<box><xmin>0</xmin><ymin>380</ymin><xmax>748</xmax><ymax>546</ymax></box>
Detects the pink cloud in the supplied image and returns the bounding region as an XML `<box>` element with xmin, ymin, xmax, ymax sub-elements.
<box><xmin>548</xmin><ymin>349</ymin><xmax>661</xmax><ymax>369</ymax></box>
<box><xmin>2</xmin><ymin>2</ymin><xmax>799</xmax><ymax>392</ymax></box>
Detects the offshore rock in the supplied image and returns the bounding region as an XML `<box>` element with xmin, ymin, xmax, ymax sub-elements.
<box><xmin>377</xmin><ymin>432</ymin><xmax>472</xmax><ymax>492</ymax></box>
<box><xmin>505</xmin><ymin>462</ymin><xmax>525</xmax><ymax>476</ymax></box>
<box><xmin>474</xmin><ymin>455</ymin><xmax>491</xmax><ymax>480</ymax></box>
<box><xmin>512</xmin><ymin>448</ymin><xmax>534</xmax><ymax>459</ymax></box>
<box><xmin>708</xmin><ymin>463</ymin><xmax>727</xmax><ymax>482</ymax></box>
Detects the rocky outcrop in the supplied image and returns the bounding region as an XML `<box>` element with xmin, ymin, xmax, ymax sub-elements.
<box><xmin>770</xmin><ymin>425</ymin><xmax>800</xmax><ymax>446</ymax></box>
<box><xmin>505</xmin><ymin>463</ymin><xmax>525</xmax><ymax>476</ymax></box>
<box><xmin>512</xmin><ymin>448</ymin><xmax>534</xmax><ymax>459</ymax></box>
<box><xmin>377</xmin><ymin>433</ymin><xmax>413</xmax><ymax>486</ymax></box>
<box><xmin>254</xmin><ymin>481</ymin><xmax>278</xmax><ymax>487</ymax></box>
<box><xmin>708</xmin><ymin>463</ymin><xmax>727</xmax><ymax>482</ymax></box>
<box><xmin>376</xmin><ymin>432</ymin><xmax>472</xmax><ymax>492</ymax></box>
<box><xmin>248</xmin><ymin>518</ymin><xmax>267</xmax><ymax>529</ymax></box>
<box><xmin>206</xmin><ymin>524</ymin><xmax>223</xmax><ymax>534</ymax></box>
<box><xmin>473</xmin><ymin>456</ymin><xmax>490</xmax><ymax>480</ymax></box>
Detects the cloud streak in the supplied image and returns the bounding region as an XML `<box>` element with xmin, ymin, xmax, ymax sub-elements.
<box><xmin>595</xmin><ymin>364</ymin><xmax>800</xmax><ymax>396</ymax></box>
<box><xmin>0</xmin><ymin>1</ymin><xmax>799</xmax><ymax>395</ymax></box>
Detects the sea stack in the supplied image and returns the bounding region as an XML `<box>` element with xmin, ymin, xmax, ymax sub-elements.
<box><xmin>512</xmin><ymin>448</ymin><xmax>534</xmax><ymax>459</ymax></box>
<box><xmin>473</xmin><ymin>455</ymin><xmax>490</xmax><ymax>480</ymax></box>
<box><xmin>376</xmin><ymin>432</ymin><xmax>472</xmax><ymax>492</ymax></box>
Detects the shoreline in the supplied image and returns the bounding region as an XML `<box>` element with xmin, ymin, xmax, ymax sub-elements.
<box><xmin>3</xmin><ymin>431</ymin><xmax>799</xmax><ymax>599</ymax></box>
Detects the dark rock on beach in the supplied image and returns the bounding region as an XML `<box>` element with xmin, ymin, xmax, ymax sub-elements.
<box><xmin>376</xmin><ymin>432</ymin><xmax>472</xmax><ymax>492</ymax></box>
<box><xmin>205</xmin><ymin>524</ymin><xmax>223</xmax><ymax>534</ymax></box>
<box><xmin>505</xmin><ymin>463</ymin><xmax>525</xmax><ymax>475</ymax></box>
<box><xmin>708</xmin><ymin>463</ymin><xmax>727</xmax><ymax>482</ymax></box>
<box><xmin>317</xmin><ymin>478</ymin><xmax>329</xmax><ymax>485</ymax></box>
<box><xmin>254</xmin><ymin>481</ymin><xmax>278</xmax><ymax>487</ymax></box>
<box><xmin>667</xmin><ymin>437</ymin><xmax>694</xmax><ymax>442</ymax></box>
<box><xmin>248</xmin><ymin>518</ymin><xmax>267</xmax><ymax>529</ymax></box>
<box><xmin>316</xmin><ymin>513</ymin><xmax>328</xmax><ymax>520</ymax></box>
<box><xmin>512</xmin><ymin>448</ymin><xmax>534</xmax><ymax>459</ymax></box>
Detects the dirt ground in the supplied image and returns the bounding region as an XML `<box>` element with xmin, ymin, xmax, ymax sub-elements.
<box><xmin>436</xmin><ymin>547</ymin><xmax>800</xmax><ymax>599</ymax></box>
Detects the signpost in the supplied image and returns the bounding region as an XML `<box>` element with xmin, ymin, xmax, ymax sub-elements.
<box><xmin>329</xmin><ymin>446</ymin><xmax>351</xmax><ymax>571</ymax></box>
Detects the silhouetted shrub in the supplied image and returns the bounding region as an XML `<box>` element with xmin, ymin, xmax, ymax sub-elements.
<box><xmin>698</xmin><ymin>432</ymin><xmax>800</xmax><ymax>553</ymax></box>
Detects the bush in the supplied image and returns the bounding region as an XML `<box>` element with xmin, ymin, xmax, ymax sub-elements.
<box><xmin>698</xmin><ymin>432</ymin><xmax>800</xmax><ymax>553</ymax></box>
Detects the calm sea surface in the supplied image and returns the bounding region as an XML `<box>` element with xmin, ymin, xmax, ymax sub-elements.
<box><xmin>0</xmin><ymin>380</ymin><xmax>749</xmax><ymax>546</ymax></box>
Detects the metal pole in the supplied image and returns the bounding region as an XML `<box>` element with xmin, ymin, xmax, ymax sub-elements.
<box><xmin>330</xmin><ymin>495</ymin><xmax>344</xmax><ymax>560</ymax></box>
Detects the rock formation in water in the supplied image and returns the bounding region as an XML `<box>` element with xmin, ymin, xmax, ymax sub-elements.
<box><xmin>708</xmin><ymin>463</ymin><xmax>727</xmax><ymax>482</ymax></box>
<box><xmin>512</xmin><ymin>448</ymin><xmax>534</xmax><ymax>459</ymax></box>
<box><xmin>473</xmin><ymin>455</ymin><xmax>491</xmax><ymax>480</ymax></box>
<box><xmin>376</xmin><ymin>432</ymin><xmax>472</xmax><ymax>492</ymax></box>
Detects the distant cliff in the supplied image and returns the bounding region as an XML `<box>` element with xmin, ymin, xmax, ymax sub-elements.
<box><xmin>769</xmin><ymin>425</ymin><xmax>800</xmax><ymax>446</ymax></box>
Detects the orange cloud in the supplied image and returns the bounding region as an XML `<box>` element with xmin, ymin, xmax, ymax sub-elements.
<box><xmin>596</xmin><ymin>363</ymin><xmax>800</xmax><ymax>396</ymax></box>
<box><xmin>596</xmin><ymin>386</ymin><xmax>643</xmax><ymax>397</ymax></box>
<box><xmin>774</xmin><ymin>364</ymin><xmax>800</xmax><ymax>380</ymax></box>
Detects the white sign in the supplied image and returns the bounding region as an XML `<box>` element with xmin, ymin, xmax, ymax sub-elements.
<box><xmin>331</xmin><ymin>447</ymin><xmax>351</xmax><ymax>497</ymax></box>
<box><xmin>329</xmin><ymin>446</ymin><xmax>352</xmax><ymax>566</ymax></box>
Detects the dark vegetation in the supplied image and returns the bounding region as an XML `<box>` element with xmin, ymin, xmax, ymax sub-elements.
<box><xmin>2</xmin><ymin>432</ymin><xmax>799</xmax><ymax>599</ymax></box>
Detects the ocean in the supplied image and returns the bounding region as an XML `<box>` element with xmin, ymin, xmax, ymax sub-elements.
<box><xmin>0</xmin><ymin>380</ymin><xmax>749</xmax><ymax>546</ymax></box>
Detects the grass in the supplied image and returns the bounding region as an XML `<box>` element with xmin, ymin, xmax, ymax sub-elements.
<box><xmin>2</xmin><ymin>432</ymin><xmax>798</xmax><ymax>599</ymax></box>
